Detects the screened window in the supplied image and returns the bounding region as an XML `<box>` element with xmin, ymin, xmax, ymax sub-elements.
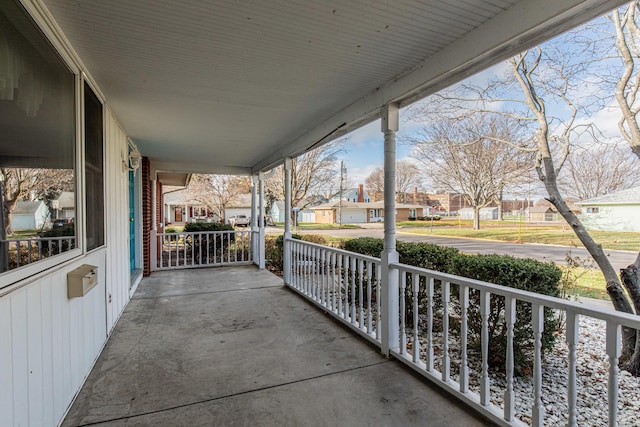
<box><xmin>0</xmin><ymin>0</ymin><xmax>76</xmax><ymax>279</ymax></box>
<box><xmin>84</xmin><ymin>82</ymin><xmax>104</xmax><ymax>251</ymax></box>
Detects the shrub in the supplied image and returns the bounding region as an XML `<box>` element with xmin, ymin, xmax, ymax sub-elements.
<box><xmin>301</xmin><ymin>234</ymin><xmax>327</xmax><ymax>245</ymax></box>
<box><xmin>408</xmin><ymin>216</ymin><xmax>416</xmax><ymax>221</ymax></box>
<box><xmin>39</xmin><ymin>225</ymin><xmax>75</xmax><ymax>256</ymax></box>
<box><xmin>183</xmin><ymin>222</ymin><xmax>233</xmax><ymax>233</ymax></box>
<box><xmin>266</xmin><ymin>234</ymin><xmax>302</xmax><ymax>274</ymax></box>
<box><xmin>164</xmin><ymin>227</ymin><xmax>177</xmax><ymax>233</ymax></box>
<box><xmin>449</xmin><ymin>254</ymin><xmax>562</xmax><ymax>373</ymax></box>
<box><xmin>343</xmin><ymin>237</ymin><xmax>561</xmax><ymax>374</ymax></box>
<box><xmin>184</xmin><ymin>222</ymin><xmax>236</xmax><ymax>257</ymax></box>
<box><xmin>343</xmin><ymin>237</ymin><xmax>384</xmax><ymax>258</ymax></box>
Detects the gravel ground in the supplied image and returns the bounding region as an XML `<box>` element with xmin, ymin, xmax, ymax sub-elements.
<box><xmin>410</xmin><ymin>315</ymin><xmax>640</xmax><ymax>426</ymax></box>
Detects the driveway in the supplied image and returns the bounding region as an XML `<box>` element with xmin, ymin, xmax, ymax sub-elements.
<box><xmin>267</xmin><ymin>226</ymin><xmax>638</xmax><ymax>271</ymax></box>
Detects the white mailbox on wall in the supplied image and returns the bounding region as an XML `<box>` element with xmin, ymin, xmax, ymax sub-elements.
<box><xmin>67</xmin><ymin>264</ymin><xmax>98</xmax><ymax>298</ymax></box>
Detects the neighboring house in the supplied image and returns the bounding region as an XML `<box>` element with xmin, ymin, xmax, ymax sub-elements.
<box><xmin>271</xmin><ymin>200</ymin><xmax>315</xmax><ymax>223</ymax></box>
<box><xmin>224</xmin><ymin>194</ymin><xmax>252</xmax><ymax>220</ymax></box>
<box><xmin>577</xmin><ymin>186</ymin><xmax>640</xmax><ymax>232</ymax></box>
<box><xmin>328</xmin><ymin>184</ymin><xmax>371</xmax><ymax>203</ymax></box>
<box><xmin>163</xmin><ymin>188</ymin><xmax>216</xmax><ymax>224</ymax></box>
<box><xmin>527</xmin><ymin>206</ymin><xmax>555</xmax><ymax>222</ymax></box>
<box><xmin>312</xmin><ymin>201</ymin><xmax>423</xmax><ymax>224</ymax></box>
<box><xmin>51</xmin><ymin>191</ymin><xmax>75</xmax><ymax>219</ymax></box>
<box><xmin>459</xmin><ymin>207</ymin><xmax>498</xmax><ymax>221</ymax></box>
<box><xmin>11</xmin><ymin>200</ymin><xmax>49</xmax><ymax>231</ymax></box>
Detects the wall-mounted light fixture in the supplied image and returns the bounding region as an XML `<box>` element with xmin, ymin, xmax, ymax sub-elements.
<box><xmin>128</xmin><ymin>148</ymin><xmax>142</xmax><ymax>176</ymax></box>
<box><xmin>123</xmin><ymin>139</ymin><xmax>143</xmax><ymax>176</ymax></box>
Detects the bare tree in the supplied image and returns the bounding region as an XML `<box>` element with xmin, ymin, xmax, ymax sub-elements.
<box><xmin>365</xmin><ymin>167</ymin><xmax>384</xmax><ymax>201</ymax></box>
<box><xmin>417</xmin><ymin>33</ymin><xmax>640</xmax><ymax>367</ymax></box>
<box><xmin>189</xmin><ymin>174</ymin><xmax>250</xmax><ymax>223</ymax></box>
<box><xmin>265</xmin><ymin>141</ymin><xmax>343</xmax><ymax>224</ymax></box>
<box><xmin>408</xmin><ymin>113</ymin><xmax>532</xmax><ymax>229</ymax></box>
<box><xmin>610</xmin><ymin>1</ymin><xmax>640</xmax><ymax>374</ymax></box>
<box><xmin>559</xmin><ymin>143</ymin><xmax>640</xmax><ymax>200</ymax></box>
<box><xmin>364</xmin><ymin>160</ymin><xmax>423</xmax><ymax>203</ymax></box>
<box><xmin>612</xmin><ymin>1</ymin><xmax>640</xmax><ymax>160</ymax></box>
<box><xmin>1</xmin><ymin>167</ymin><xmax>74</xmax><ymax>236</ymax></box>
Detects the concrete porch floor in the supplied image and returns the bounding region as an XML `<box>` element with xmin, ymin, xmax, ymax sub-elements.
<box><xmin>63</xmin><ymin>266</ymin><xmax>491</xmax><ymax>427</ymax></box>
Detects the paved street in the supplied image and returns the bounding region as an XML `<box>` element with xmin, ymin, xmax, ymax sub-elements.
<box><xmin>268</xmin><ymin>226</ymin><xmax>638</xmax><ymax>271</ymax></box>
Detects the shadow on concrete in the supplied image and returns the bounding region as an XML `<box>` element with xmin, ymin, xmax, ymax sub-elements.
<box><xmin>63</xmin><ymin>266</ymin><xmax>491</xmax><ymax>427</ymax></box>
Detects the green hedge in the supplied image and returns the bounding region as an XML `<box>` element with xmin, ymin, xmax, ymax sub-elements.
<box><xmin>343</xmin><ymin>237</ymin><xmax>561</xmax><ymax>373</ymax></box>
<box><xmin>184</xmin><ymin>222</ymin><xmax>234</xmax><ymax>233</ymax></box>
<box><xmin>184</xmin><ymin>222</ymin><xmax>236</xmax><ymax>255</ymax></box>
<box><xmin>450</xmin><ymin>254</ymin><xmax>561</xmax><ymax>373</ymax></box>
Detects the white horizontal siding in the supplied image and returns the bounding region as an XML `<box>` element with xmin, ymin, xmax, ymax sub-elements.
<box><xmin>581</xmin><ymin>205</ymin><xmax>640</xmax><ymax>232</ymax></box>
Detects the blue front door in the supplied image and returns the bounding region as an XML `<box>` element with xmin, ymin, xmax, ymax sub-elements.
<box><xmin>129</xmin><ymin>170</ymin><xmax>135</xmax><ymax>273</ymax></box>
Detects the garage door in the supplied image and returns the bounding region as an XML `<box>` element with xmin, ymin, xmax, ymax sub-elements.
<box><xmin>341</xmin><ymin>209</ymin><xmax>366</xmax><ymax>223</ymax></box>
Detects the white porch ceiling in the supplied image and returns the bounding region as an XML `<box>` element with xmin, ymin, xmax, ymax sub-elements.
<box><xmin>42</xmin><ymin>0</ymin><xmax>626</xmax><ymax>175</ymax></box>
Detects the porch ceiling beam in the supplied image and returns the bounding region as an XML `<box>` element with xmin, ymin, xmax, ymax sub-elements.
<box><xmin>252</xmin><ymin>0</ymin><xmax>626</xmax><ymax>173</ymax></box>
<box><xmin>151</xmin><ymin>160</ymin><xmax>252</xmax><ymax>178</ymax></box>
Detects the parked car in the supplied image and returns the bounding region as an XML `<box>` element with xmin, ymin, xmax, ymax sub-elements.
<box><xmin>52</xmin><ymin>217</ymin><xmax>74</xmax><ymax>228</ymax></box>
<box><xmin>227</xmin><ymin>214</ymin><xmax>250</xmax><ymax>227</ymax></box>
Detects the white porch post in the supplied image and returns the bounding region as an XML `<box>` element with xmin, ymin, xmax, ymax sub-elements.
<box><xmin>251</xmin><ymin>175</ymin><xmax>259</xmax><ymax>266</ymax></box>
<box><xmin>258</xmin><ymin>172</ymin><xmax>266</xmax><ymax>269</ymax></box>
<box><xmin>381</xmin><ymin>103</ymin><xmax>400</xmax><ymax>356</ymax></box>
<box><xmin>150</xmin><ymin>178</ymin><xmax>158</xmax><ymax>272</ymax></box>
<box><xmin>283</xmin><ymin>157</ymin><xmax>293</xmax><ymax>285</ymax></box>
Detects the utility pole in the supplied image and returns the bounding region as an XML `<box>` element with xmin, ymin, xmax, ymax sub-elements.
<box><xmin>338</xmin><ymin>161</ymin><xmax>346</xmax><ymax>227</ymax></box>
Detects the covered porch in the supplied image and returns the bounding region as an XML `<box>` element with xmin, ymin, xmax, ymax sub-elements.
<box><xmin>62</xmin><ymin>266</ymin><xmax>488</xmax><ymax>426</ymax></box>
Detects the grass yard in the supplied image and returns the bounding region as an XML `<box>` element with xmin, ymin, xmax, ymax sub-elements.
<box><xmin>273</xmin><ymin>222</ymin><xmax>361</xmax><ymax>230</ymax></box>
<box><xmin>561</xmin><ymin>267</ymin><xmax>610</xmax><ymax>300</ymax></box>
<box><xmin>401</xmin><ymin>221</ymin><xmax>640</xmax><ymax>251</ymax></box>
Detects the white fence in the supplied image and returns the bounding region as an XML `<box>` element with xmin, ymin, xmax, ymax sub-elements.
<box><xmin>0</xmin><ymin>236</ymin><xmax>76</xmax><ymax>272</ymax></box>
<box><xmin>288</xmin><ymin>239</ymin><xmax>382</xmax><ymax>345</ymax></box>
<box><xmin>154</xmin><ymin>230</ymin><xmax>253</xmax><ymax>270</ymax></box>
<box><xmin>284</xmin><ymin>238</ymin><xmax>640</xmax><ymax>427</ymax></box>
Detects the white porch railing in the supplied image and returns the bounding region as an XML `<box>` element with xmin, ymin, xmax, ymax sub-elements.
<box><xmin>155</xmin><ymin>230</ymin><xmax>253</xmax><ymax>270</ymax></box>
<box><xmin>284</xmin><ymin>238</ymin><xmax>640</xmax><ymax>427</ymax></box>
<box><xmin>0</xmin><ymin>236</ymin><xmax>76</xmax><ymax>272</ymax></box>
<box><xmin>288</xmin><ymin>239</ymin><xmax>382</xmax><ymax>345</ymax></box>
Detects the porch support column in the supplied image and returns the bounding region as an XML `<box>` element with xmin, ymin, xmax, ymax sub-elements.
<box><xmin>258</xmin><ymin>172</ymin><xmax>266</xmax><ymax>269</ymax></box>
<box><xmin>150</xmin><ymin>178</ymin><xmax>157</xmax><ymax>272</ymax></box>
<box><xmin>251</xmin><ymin>175</ymin><xmax>259</xmax><ymax>266</ymax></box>
<box><xmin>381</xmin><ymin>103</ymin><xmax>400</xmax><ymax>357</ymax></box>
<box><xmin>283</xmin><ymin>157</ymin><xmax>293</xmax><ymax>285</ymax></box>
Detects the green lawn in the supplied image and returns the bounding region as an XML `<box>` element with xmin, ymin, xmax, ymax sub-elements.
<box><xmin>273</xmin><ymin>222</ymin><xmax>361</xmax><ymax>230</ymax></box>
<box><xmin>400</xmin><ymin>222</ymin><xmax>639</xmax><ymax>251</ymax></box>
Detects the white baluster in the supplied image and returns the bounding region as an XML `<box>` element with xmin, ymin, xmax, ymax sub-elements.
<box><xmin>400</xmin><ymin>272</ymin><xmax>407</xmax><ymax>356</ymax></box>
<box><xmin>606</xmin><ymin>321</ymin><xmax>621</xmax><ymax>427</ymax></box>
<box><xmin>459</xmin><ymin>284</ymin><xmax>469</xmax><ymax>393</ymax></box>
<box><xmin>359</xmin><ymin>259</ymin><xmax>364</xmax><ymax>329</ymax></box>
<box><xmin>566</xmin><ymin>311</ymin><xmax>578</xmax><ymax>427</ymax></box>
<box><xmin>531</xmin><ymin>303</ymin><xmax>545</xmax><ymax>426</ymax></box>
<box><xmin>366</xmin><ymin>261</ymin><xmax>373</xmax><ymax>334</ymax></box>
<box><xmin>337</xmin><ymin>254</ymin><xmax>343</xmax><ymax>317</ymax></box>
<box><xmin>331</xmin><ymin>252</ymin><xmax>336</xmax><ymax>311</ymax></box>
<box><xmin>376</xmin><ymin>264</ymin><xmax>382</xmax><ymax>340</ymax></box>
<box><xmin>504</xmin><ymin>296</ymin><xmax>516</xmax><ymax>421</ymax></box>
<box><xmin>442</xmin><ymin>280</ymin><xmax>450</xmax><ymax>382</ymax></box>
<box><xmin>412</xmin><ymin>273</ymin><xmax>420</xmax><ymax>364</ymax></box>
<box><xmin>480</xmin><ymin>289</ymin><xmax>490</xmax><ymax>406</ymax></box>
<box><xmin>351</xmin><ymin>256</ymin><xmax>357</xmax><ymax>323</ymax></box>
<box><xmin>426</xmin><ymin>277</ymin><xmax>434</xmax><ymax>371</ymax></box>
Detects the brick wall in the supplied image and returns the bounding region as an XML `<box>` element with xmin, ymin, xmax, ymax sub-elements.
<box><xmin>142</xmin><ymin>157</ymin><xmax>151</xmax><ymax>276</ymax></box>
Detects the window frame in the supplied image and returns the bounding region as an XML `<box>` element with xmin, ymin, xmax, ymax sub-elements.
<box><xmin>0</xmin><ymin>1</ymin><xmax>109</xmax><ymax>290</ymax></box>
